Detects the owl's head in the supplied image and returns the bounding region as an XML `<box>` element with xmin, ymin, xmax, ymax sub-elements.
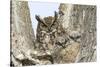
<box><xmin>35</xmin><ymin>11</ymin><xmax>58</xmax><ymax>33</ymax></box>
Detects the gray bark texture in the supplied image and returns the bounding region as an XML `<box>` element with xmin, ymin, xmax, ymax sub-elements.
<box><xmin>10</xmin><ymin>0</ymin><xmax>36</xmax><ymax>66</ymax></box>
<box><xmin>58</xmin><ymin>4</ymin><xmax>96</xmax><ymax>62</ymax></box>
<box><xmin>10</xmin><ymin>1</ymin><xmax>96</xmax><ymax>66</ymax></box>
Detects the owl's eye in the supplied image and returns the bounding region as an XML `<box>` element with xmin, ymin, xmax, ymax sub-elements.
<box><xmin>51</xmin><ymin>24</ymin><xmax>57</xmax><ymax>29</ymax></box>
<box><xmin>41</xmin><ymin>23</ymin><xmax>45</xmax><ymax>27</ymax></box>
<box><xmin>39</xmin><ymin>23</ymin><xmax>47</xmax><ymax>29</ymax></box>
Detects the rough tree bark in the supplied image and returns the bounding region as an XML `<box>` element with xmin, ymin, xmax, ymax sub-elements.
<box><xmin>10</xmin><ymin>0</ymin><xmax>35</xmax><ymax>66</ymax></box>
<box><xmin>78</xmin><ymin>5</ymin><xmax>96</xmax><ymax>62</ymax></box>
<box><xmin>58</xmin><ymin>4</ymin><xmax>96</xmax><ymax>62</ymax></box>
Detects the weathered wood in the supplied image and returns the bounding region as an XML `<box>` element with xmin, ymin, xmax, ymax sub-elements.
<box><xmin>78</xmin><ymin>5</ymin><xmax>96</xmax><ymax>62</ymax></box>
<box><xmin>58</xmin><ymin>4</ymin><xmax>96</xmax><ymax>62</ymax></box>
<box><xmin>10</xmin><ymin>0</ymin><xmax>35</xmax><ymax>66</ymax></box>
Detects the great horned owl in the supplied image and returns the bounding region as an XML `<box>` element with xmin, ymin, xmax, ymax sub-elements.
<box><xmin>35</xmin><ymin>11</ymin><xmax>58</xmax><ymax>51</ymax></box>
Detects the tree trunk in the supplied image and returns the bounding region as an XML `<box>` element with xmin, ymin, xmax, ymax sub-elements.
<box><xmin>10</xmin><ymin>0</ymin><xmax>35</xmax><ymax>66</ymax></box>
<box><xmin>58</xmin><ymin>3</ymin><xmax>96</xmax><ymax>62</ymax></box>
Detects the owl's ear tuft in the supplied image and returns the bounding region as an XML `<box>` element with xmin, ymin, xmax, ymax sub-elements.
<box><xmin>54</xmin><ymin>11</ymin><xmax>58</xmax><ymax>22</ymax></box>
<box><xmin>35</xmin><ymin>15</ymin><xmax>43</xmax><ymax>22</ymax></box>
<box><xmin>35</xmin><ymin>15</ymin><xmax>48</xmax><ymax>27</ymax></box>
<box><xmin>50</xmin><ymin>11</ymin><xmax>58</xmax><ymax>27</ymax></box>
